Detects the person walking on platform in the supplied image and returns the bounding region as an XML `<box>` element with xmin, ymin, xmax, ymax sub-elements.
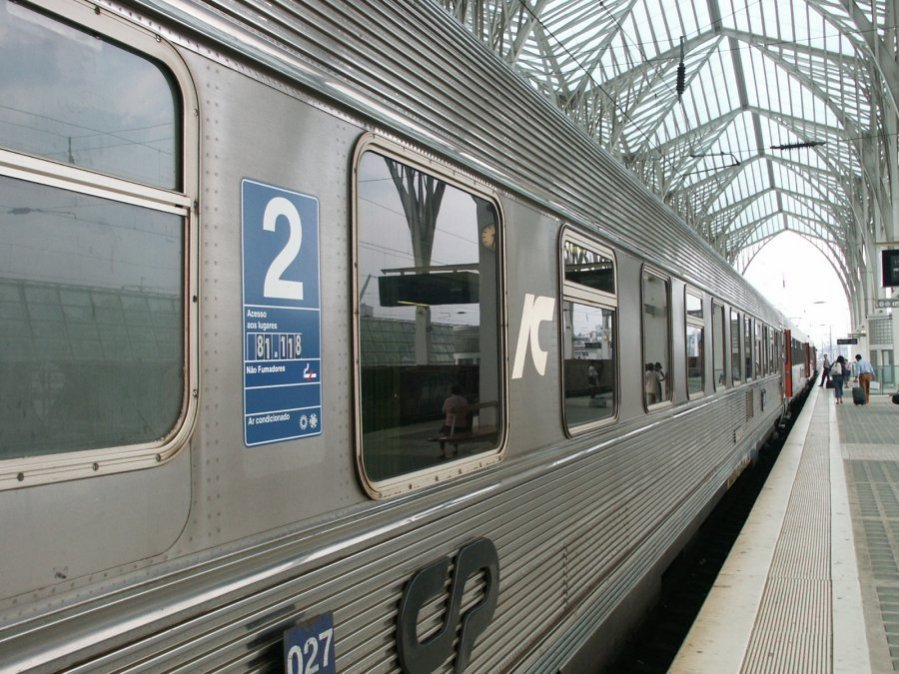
<box><xmin>830</xmin><ymin>355</ymin><xmax>846</xmax><ymax>404</ymax></box>
<box><xmin>855</xmin><ymin>354</ymin><xmax>876</xmax><ymax>403</ymax></box>
<box><xmin>819</xmin><ymin>354</ymin><xmax>831</xmax><ymax>387</ymax></box>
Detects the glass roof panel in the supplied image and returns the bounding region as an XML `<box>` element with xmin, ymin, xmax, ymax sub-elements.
<box><xmin>440</xmin><ymin>0</ymin><xmax>889</xmax><ymax>296</ymax></box>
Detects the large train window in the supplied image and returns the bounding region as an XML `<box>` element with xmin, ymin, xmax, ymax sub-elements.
<box><xmin>354</xmin><ymin>144</ymin><xmax>503</xmax><ymax>494</ymax></box>
<box><xmin>642</xmin><ymin>269</ymin><xmax>670</xmax><ymax>408</ymax></box>
<box><xmin>561</xmin><ymin>232</ymin><xmax>617</xmax><ymax>432</ymax></box>
<box><xmin>0</xmin><ymin>0</ymin><xmax>196</xmax><ymax>486</ymax></box>
<box><xmin>730</xmin><ymin>309</ymin><xmax>742</xmax><ymax>385</ymax></box>
<box><xmin>712</xmin><ymin>301</ymin><xmax>726</xmax><ymax>389</ymax></box>
<box><xmin>0</xmin><ymin>1</ymin><xmax>179</xmax><ymax>188</ymax></box>
<box><xmin>685</xmin><ymin>289</ymin><xmax>704</xmax><ymax>397</ymax></box>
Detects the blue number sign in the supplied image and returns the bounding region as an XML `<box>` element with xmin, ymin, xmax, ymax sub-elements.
<box><xmin>241</xmin><ymin>179</ymin><xmax>322</xmax><ymax>446</ymax></box>
<box><xmin>284</xmin><ymin>612</ymin><xmax>335</xmax><ymax>674</ymax></box>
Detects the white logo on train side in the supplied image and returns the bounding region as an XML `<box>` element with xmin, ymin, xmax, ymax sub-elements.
<box><xmin>511</xmin><ymin>293</ymin><xmax>556</xmax><ymax>379</ymax></box>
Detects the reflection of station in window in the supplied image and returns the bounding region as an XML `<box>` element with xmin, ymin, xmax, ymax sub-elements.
<box><xmin>377</xmin><ymin>264</ymin><xmax>480</xmax><ymax>307</ymax></box>
<box><xmin>564</xmin><ymin>261</ymin><xmax>615</xmax><ymax>292</ymax></box>
<box><xmin>563</xmin><ymin>242</ymin><xmax>615</xmax><ymax>293</ymax></box>
<box><xmin>574</xmin><ymin>339</ymin><xmax>612</xmax><ymax>360</ymax></box>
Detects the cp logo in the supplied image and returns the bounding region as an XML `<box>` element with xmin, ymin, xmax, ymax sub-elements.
<box><xmin>396</xmin><ymin>538</ymin><xmax>500</xmax><ymax>673</ymax></box>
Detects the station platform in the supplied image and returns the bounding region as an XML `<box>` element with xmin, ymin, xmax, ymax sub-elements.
<box><xmin>669</xmin><ymin>382</ymin><xmax>899</xmax><ymax>673</ymax></box>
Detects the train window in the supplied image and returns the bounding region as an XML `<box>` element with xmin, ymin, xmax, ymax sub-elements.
<box><xmin>774</xmin><ymin>329</ymin><xmax>780</xmax><ymax>374</ymax></box>
<box><xmin>730</xmin><ymin>309</ymin><xmax>742</xmax><ymax>385</ymax></box>
<box><xmin>712</xmin><ymin>301</ymin><xmax>726</xmax><ymax>389</ymax></box>
<box><xmin>685</xmin><ymin>290</ymin><xmax>704</xmax><ymax>397</ymax></box>
<box><xmin>768</xmin><ymin>328</ymin><xmax>780</xmax><ymax>374</ymax></box>
<box><xmin>757</xmin><ymin>324</ymin><xmax>765</xmax><ymax>376</ymax></box>
<box><xmin>795</xmin><ymin>339</ymin><xmax>805</xmax><ymax>373</ymax></box>
<box><xmin>642</xmin><ymin>269</ymin><xmax>670</xmax><ymax>408</ymax></box>
<box><xmin>563</xmin><ymin>240</ymin><xmax>615</xmax><ymax>294</ymax></box>
<box><xmin>1</xmin><ymin>178</ymin><xmax>184</xmax><ymax>458</ymax></box>
<box><xmin>0</xmin><ymin>1</ymin><xmax>181</xmax><ymax>189</ymax></box>
<box><xmin>561</xmin><ymin>234</ymin><xmax>617</xmax><ymax>431</ymax></box>
<box><xmin>0</xmin><ymin>1</ymin><xmax>196</xmax><ymax>483</ymax></box>
<box><xmin>743</xmin><ymin>315</ymin><xmax>753</xmax><ymax>380</ymax></box>
<box><xmin>355</xmin><ymin>149</ymin><xmax>502</xmax><ymax>488</ymax></box>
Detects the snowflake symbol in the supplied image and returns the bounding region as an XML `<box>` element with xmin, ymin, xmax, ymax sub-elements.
<box><xmin>309</xmin><ymin>413</ymin><xmax>319</xmax><ymax>430</ymax></box>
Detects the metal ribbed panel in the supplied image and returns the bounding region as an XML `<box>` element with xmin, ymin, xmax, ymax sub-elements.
<box><xmin>1</xmin><ymin>390</ymin><xmax>781</xmax><ymax>673</ymax></box>
<box><xmin>741</xmin><ymin>398</ymin><xmax>832</xmax><ymax>673</ymax></box>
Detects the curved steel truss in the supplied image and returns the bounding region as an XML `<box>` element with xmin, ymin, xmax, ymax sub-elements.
<box><xmin>440</xmin><ymin>0</ymin><xmax>899</xmax><ymax>328</ymax></box>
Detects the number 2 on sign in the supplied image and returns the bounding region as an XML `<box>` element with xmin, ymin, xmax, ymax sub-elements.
<box><xmin>286</xmin><ymin>628</ymin><xmax>333</xmax><ymax>674</ymax></box>
<box><xmin>263</xmin><ymin>196</ymin><xmax>304</xmax><ymax>300</ymax></box>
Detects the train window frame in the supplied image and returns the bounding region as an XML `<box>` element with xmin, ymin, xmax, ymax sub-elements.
<box><xmin>768</xmin><ymin>326</ymin><xmax>778</xmax><ymax>374</ymax></box>
<box><xmin>0</xmin><ymin>0</ymin><xmax>199</xmax><ymax>490</ymax></box>
<box><xmin>559</xmin><ymin>228</ymin><xmax>618</xmax><ymax>435</ymax></box>
<box><xmin>743</xmin><ymin>315</ymin><xmax>754</xmax><ymax>381</ymax></box>
<box><xmin>730</xmin><ymin>308</ymin><xmax>742</xmax><ymax>385</ymax></box>
<box><xmin>641</xmin><ymin>266</ymin><xmax>671</xmax><ymax>410</ymax></box>
<box><xmin>752</xmin><ymin>318</ymin><xmax>765</xmax><ymax>379</ymax></box>
<box><xmin>712</xmin><ymin>300</ymin><xmax>727</xmax><ymax>390</ymax></box>
<box><xmin>351</xmin><ymin>135</ymin><xmax>506</xmax><ymax>499</ymax></box>
<box><xmin>684</xmin><ymin>288</ymin><xmax>705</xmax><ymax>399</ymax></box>
<box><xmin>774</xmin><ymin>327</ymin><xmax>786</xmax><ymax>377</ymax></box>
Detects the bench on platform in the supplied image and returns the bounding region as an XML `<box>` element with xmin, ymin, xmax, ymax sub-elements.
<box><xmin>430</xmin><ymin>401</ymin><xmax>498</xmax><ymax>457</ymax></box>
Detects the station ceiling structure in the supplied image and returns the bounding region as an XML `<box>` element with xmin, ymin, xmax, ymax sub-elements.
<box><xmin>440</xmin><ymin>0</ymin><xmax>899</xmax><ymax>337</ymax></box>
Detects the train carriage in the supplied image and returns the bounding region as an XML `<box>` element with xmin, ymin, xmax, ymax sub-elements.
<box><xmin>0</xmin><ymin>0</ymin><xmax>813</xmax><ymax>671</ymax></box>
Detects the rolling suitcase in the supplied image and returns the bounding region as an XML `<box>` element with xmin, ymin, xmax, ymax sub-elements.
<box><xmin>852</xmin><ymin>385</ymin><xmax>866</xmax><ymax>405</ymax></box>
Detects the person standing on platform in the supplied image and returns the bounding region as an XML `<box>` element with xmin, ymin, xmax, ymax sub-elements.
<box><xmin>654</xmin><ymin>362</ymin><xmax>666</xmax><ymax>400</ymax></box>
<box><xmin>820</xmin><ymin>354</ymin><xmax>831</xmax><ymax>387</ymax></box>
<box><xmin>830</xmin><ymin>355</ymin><xmax>846</xmax><ymax>404</ymax></box>
<box><xmin>855</xmin><ymin>354</ymin><xmax>876</xmax><ymax>403</ymax></box>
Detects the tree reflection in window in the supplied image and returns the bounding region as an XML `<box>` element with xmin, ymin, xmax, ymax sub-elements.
<box><xmin>356</xmin><ymin>152</ymin><xmax>502</xmax><ymax>482</ymax></box>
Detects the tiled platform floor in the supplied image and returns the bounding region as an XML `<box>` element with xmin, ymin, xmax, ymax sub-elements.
<box><xmin>670</xmin><ymin>385</ymin><xmax>899</xmax><ymax>673</ymax></box>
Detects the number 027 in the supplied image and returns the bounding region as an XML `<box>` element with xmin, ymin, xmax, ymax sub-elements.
<box><xmin>285</xmin><ymin>627</ymin><xmax>334</xmax><ymax>674</ymax></box>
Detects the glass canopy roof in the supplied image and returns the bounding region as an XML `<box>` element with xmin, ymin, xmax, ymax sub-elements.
<box><xmin>440</xmin><ymin>0</ymin><xmax>899</xmax><ymax>321</ymax></box>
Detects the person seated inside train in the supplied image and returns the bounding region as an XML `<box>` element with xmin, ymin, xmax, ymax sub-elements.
<box><xmin>644</xmin><ymin>363</ymin><xmax>662</xmax><ymax>405</ymax></box>
<box><xmin>440</xmin><ymin>384</ymin><xmax>471</xmax><ymax>437</ymax></box>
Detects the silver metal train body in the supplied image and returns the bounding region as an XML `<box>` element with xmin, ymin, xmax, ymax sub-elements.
<box><xmin>0</xmin><ymin>0</ymin><xmax>814</xmax><ymax>671</ymax></box>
